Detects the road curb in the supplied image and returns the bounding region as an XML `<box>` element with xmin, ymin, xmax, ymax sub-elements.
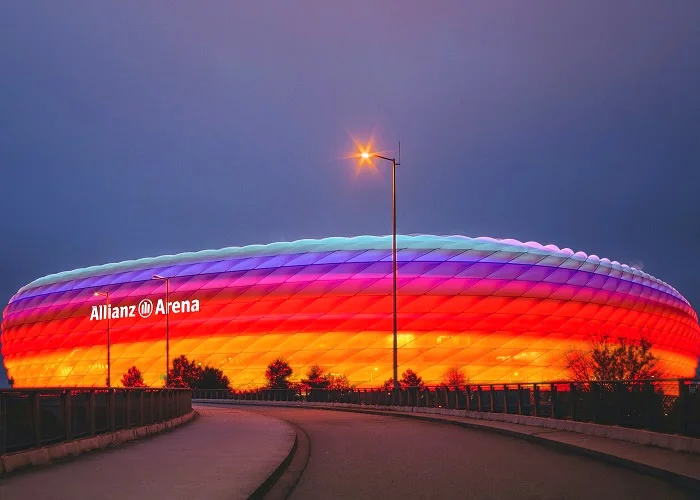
<box><xmin>198</xmin><ymin>401</ymin><xmax>700</xmax><ymax>495</ymax></box>
<box><xmin>0</xmin><ymin>410</ymin><xmax>197</xmax><ymax>477</ymax></box>
<box><xmin>252</xmin><ymin>421</ymin><xmax>310</xmax><ymax>500</ymax></box>
<box><xmin>247</xmin><ymin>419</ymin><xmax>310</xmax><ymax>500</ymax></box>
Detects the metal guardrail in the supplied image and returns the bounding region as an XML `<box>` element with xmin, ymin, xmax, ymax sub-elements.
<box><xmin>0</xmin><ymin>388</ymin><xmax>192</xmax><ymax>455</ymax></box>
<box><xmin>194</xmin><ymin>378</ymin><xmax>700</xmax><ymax>438</ymax></box>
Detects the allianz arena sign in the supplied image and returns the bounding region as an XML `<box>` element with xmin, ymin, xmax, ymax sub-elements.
<box><xmin>89</xmin><ymin>298</ymin><xmax>201</xmax><ymax>321</ymax></box>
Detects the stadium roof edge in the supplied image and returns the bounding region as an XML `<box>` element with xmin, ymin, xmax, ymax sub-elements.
<box><xmin>15</xmin><ymin>234</ymin><xmax>678</xmax><ymax>301</ymax></box>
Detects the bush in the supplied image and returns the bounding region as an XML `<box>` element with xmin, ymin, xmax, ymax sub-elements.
<box><xmin>121</xmin><ymin>366</ymin><xmax>146</xmax><ymax>387</ymax></box>
<box><xmin>167</xmin><ymin>355</ymin><xmax>230</xmax><ymax>390</ymax></box>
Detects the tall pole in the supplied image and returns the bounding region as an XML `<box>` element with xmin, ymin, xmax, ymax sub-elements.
<box><xmin>392</xmin><ymin>158</ymin><xmax>398</xmax><ymax>394</ymax></box>
<box><xmin>106</xmin><ymin>292</ymin><xmax>111</xmax><ymax>388</ymax></box>
<box><xmin>357</xmin><ymin>148</ymin><xmax>400</xmax><ymax>396</ymax></box>
<box><xmin>153</xmin><ymin>274</ymin><xmax>171</xmax><ymax>387</ymax></box>
<box><xmin>95</xmin><ymin>291</ymin><xmax>111</xmax><ymax>387</ymax></box>
<box><xmin>165</xmin><ymin>278</ymin><xmax>170</xmax><ymax>387</ymax></box>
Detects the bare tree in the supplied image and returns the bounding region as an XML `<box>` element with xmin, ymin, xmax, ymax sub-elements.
<box><xmin>442</xmin><ymin>367</ymin><xmax>468</xmax><ymax>387</ymax></box>
<box><xmin>566</xmin><ymin>335</ymin><xmax>661</xmax><ymax>381</ymax></box>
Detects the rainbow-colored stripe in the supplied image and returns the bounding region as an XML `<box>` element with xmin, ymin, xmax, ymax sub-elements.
<box><xmin>2</xmin><ymin>235</ymin><xmax>699</xmax><ymax>388</ymax></box>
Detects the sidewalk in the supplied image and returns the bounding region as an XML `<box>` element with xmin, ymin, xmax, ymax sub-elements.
<box><xmin>0</xmin><ymin>406</ymin><xmax>296</xmax><ymax>500</ymax></box>
<box><xmin>199</xmin><ymin>399</ymin><xmax>700</xmax><ymax>493</ymax></box>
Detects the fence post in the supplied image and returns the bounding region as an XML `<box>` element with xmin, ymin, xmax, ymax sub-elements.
<box><xmin>109</xmin><ymin>389</ymin><xmax>116</xmax><ymax>431</ymax></box>
<box><xmin>489</xmin><ymin>385</ymin><xmax>495</xmax><ymax>412</ymax></box>
<box><xmin>550</xmin><ymin>384</ymin><xmax>556</xmax><ymax>418</ymax></box>
<box><xmin>570</xmin><ymin>383</ymin><xmax>576</xmax><ymax>421</ymax></box>
<box><xmin>89</xmin><ymin>390</ymin><xmax>96</xmax><ymax>435</ymax></box>
<box><xmin>139</xmin><ymin>390</ymin><xmax>144</xmax><ymax>426</ymax></box>
<box><xmin>503</xmin><ymin>385</ymin><xmax>509</xmax><ymax>414</ymax></box>
<box><xmin>149</xmin><ymin>391</ymin><xmax>154</xmax><ymax>425</ymax></box>
<box><xmin>533</xmin><ymin>384</ymin><xmax>540</xmax><ymax>417</ymax></box>
<box><xmin>517</xmin><ymin>384</ymin><xmax>523</xmax><ymax>415</ymax></box>
<box><xmin>644</xmin><ymin>381</ymin><xmax>654</xmax><ymax>430</ymax></box>
<box><xmin>31</xmin><ymin>391</ymin><xmax>41</xmax><ymax>448</ymax></box>
<box><xmin>591</xmin><ymin>382</ymin><xmax>600</xmax><ymax>423</ymax></box>
<box><xmin>63</xmin><ymin>389</ymin><xmax>72</xmax><ymax>441</ymax></box>
<box><xmin>615</xmin><ymin>382</ymin><xmax>624</xmax><ymax>426</ymax></box>
<box><xmin>125</xmin><ymin>390</ymin><xmax>132</xmax><ymax>428</ymax></box>
<box><xmin>677</xmin><ymin>379</ymin><xmax>688</xmax><ymax>435</ymax></box>
<box><xmin>0</xmin><ymin>392</ymin><xmax>5</xmax><ymax>455</ymax></box>
<box><xmin>477</xmin><ymin>386</ymin><xmax>483</xmax><ymax>412</ymax></box>
<box><xmin>0</xmin><ymin>392</ymin><xmax>4</xmax><ymax>455</ymax></box>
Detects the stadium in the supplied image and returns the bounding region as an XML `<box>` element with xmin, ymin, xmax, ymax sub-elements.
<box><xmin>2</xmin><ymin>235</ymin><xmax>699</xmax><ymax>389</ymax></box>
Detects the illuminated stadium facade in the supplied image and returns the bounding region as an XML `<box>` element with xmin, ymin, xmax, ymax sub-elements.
<box><xmin>2</xmin><ymin>235</ymin><xmax>699</xmax><ymax>389</ymax></box>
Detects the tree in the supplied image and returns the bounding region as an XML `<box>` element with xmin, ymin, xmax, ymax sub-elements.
<box><xmin>121</xmin><ymin>366</ymin><xmax>146</xmax><ymax>387</ymax></box>
<box><xmin>327</xmin><ymin>373</ymin><xmax>352</xmax><ymax>391</ymax></box>
<box><xmin>400</xmin><ymin>369</ymin><xmax>424</xmax><ymax>389</ymax></box>
<box><xmin>265</xmin><ymin>358</ymin><xmax>293</xmax><ymax>389</ymax></box>
<box><xmin>381</xmin><ymin>378</ymin><xmax>396</xmax><ymax>392</ymax></box>
<box><xmin>196</xmin><ymin>366</ymin><xmax>231</xmax><ymax>390</ymax></box>
<box><xmin>164</xmin><ymin>355</ymin><xmax>230</xmax><ymax>389</ymax></box>
<box><xmin>381</xmin><ymin>370</ymin><xmax>425</xmax><ymax>392</ymax></box>
<box><xmin>442</xmin><ymin>367</ymin><xmax>467</xmax><ymax>388</ymax></box>
<box><xmin>167</xmin><ymin>355</ymin><xmax>203</xmax><ymax>388</ymax></box>
<box><xmin>566</xmin><ymin>335</ymin><xmax>661</xmax><ymax>382</ymax></box>
<box><xmin>301</xmin><ymin>365</ymin><xmax>329</xmax><ymax>389</ymax></box>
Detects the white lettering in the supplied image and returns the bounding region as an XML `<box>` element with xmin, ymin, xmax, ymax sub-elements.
<box><xmin>90</xmin><ymin>297</ymin><xmax>202</xmax><ymax>320</ymax></box>
<box><xmin>155</xmin><ymin>298</ymin><xmax>166</xmax><ymax>315</ymax></box>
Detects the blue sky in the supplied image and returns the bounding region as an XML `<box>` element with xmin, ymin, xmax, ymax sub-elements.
<box><xmin>1</xmin><ymin>2</ymin><xmax>699</xmax><ymax>385</ymax></box>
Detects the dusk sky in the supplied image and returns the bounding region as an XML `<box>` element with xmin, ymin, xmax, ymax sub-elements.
<box><xmin>1</xmin><ymin>2</ymin><xmax>699</xmax><ymax>385</ymax></box>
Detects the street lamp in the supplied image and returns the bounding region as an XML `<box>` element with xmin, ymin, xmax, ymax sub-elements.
<box><xmin>357</xmin><ymin>146</ymin><xmax>401</xmax><ymax>395</ymax></box>
<box><xmin>152</xmin><ymin>274</ymin><xmax>170</xmax><ymax>387</ymax></box>
<box><xmin>93</xmin><ymin>291</ymin><xmax>111</xmax><ymax>388</ymax></box>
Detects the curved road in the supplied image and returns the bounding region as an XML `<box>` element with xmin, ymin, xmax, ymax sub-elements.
<box><xmin>241</xmin><ymin>406</ymin><xmax>693</xmax><ymax>500</ymax></box>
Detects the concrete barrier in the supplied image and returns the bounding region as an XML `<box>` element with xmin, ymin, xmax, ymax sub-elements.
<box><xmin>197</xmin><ymin>399</ymin><xmax>700</xmax><ymax>455</ymax></box>
<box><xmin>0</xmin><ymin>410</ymin><xmax>197</xmax><ymax>476</ymax></box>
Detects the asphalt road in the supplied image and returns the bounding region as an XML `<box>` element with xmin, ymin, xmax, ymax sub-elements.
<box><xmin>245</xmin><ymin>406</ymin><xmax>694</xmax><ymax>500</ymax></box>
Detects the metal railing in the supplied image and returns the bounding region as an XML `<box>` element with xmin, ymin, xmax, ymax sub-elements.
<box><xmin>194</xmin><ymin>378</ymin><xmax>700</xmax><ymax>438</ymax></box>
<box><xmin>0</xmin><ymin>388</ymin><xmax>192</xmax><ymax>455</ymax></box>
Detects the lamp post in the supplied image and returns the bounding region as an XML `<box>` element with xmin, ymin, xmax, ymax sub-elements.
<box><xmin>93</xmin><ymin>291</ymin><xmax>111</xmax><ymax>387</ymax></box>
<box><xmin>359</xmin><ymin>149</ymin><xmax>400</xmax><ymax>395</ymax></box>
<box><xmin>152</xmin><ymin>274</ymin><xmax>170</xmax><ymax>387</ymax></box>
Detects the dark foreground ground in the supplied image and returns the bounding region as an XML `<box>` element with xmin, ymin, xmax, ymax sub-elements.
<box><xmin>245</xmin><ymin>406</ymin><xmax>695</xmax><ymax>500</ymax></box>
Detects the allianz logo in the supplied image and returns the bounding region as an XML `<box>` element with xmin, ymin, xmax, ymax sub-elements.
<box><xmin>89</xmin><ymin>298</ymin><xmax>201</xmax><ymax>321</ymax></box>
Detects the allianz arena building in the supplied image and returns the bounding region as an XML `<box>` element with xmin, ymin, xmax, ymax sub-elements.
<box><xmin>2</xmin><ymin>235</ymin><xmax>699</xmax><ymax>389</ymax></box>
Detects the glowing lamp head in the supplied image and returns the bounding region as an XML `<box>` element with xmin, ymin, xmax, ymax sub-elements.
<box><xmin>361</xmin><ymin>152</ymin><xmax>370</xmax><ymax>159</ymax></box>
